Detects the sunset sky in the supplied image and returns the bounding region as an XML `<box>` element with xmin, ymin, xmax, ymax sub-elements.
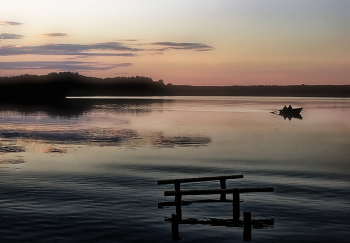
<box><xmin>0</xmin><ymin>0</ymin><xmax>349</xmax><ymax>85</ymax></box>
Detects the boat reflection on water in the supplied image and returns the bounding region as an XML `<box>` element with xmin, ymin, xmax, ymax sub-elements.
<box><xmin>280</xmin><ymin>112</ymin><xmax>303</xmax><ymax>120</ymax></box>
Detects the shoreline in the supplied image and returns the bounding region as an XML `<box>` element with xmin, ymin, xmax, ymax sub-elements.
<box><xmin>0</xmin><ymin>73</ymin><xmax>349</xmax><ymax>102</ymax></box>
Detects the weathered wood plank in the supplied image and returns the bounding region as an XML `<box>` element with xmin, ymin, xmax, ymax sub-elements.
<box><xmin>164</xmin><ymin>187</ymin><xmax>274</xmax><ymax>196</ymax></box>
<box><xmin>157</xmin><ymin>175</ymin><xmax>243</xmax><ymax>185</ymax></box>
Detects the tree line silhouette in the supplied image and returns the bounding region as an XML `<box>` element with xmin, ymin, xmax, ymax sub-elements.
<box><xmin>0</xmin><ymin>72</ymin><xmax>349</xmax><ymax>104</ymax></box>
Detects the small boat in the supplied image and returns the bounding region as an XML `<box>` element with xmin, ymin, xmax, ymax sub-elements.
<box><xmin>279</xmin><ymin>107</ymin><xmax>303</xmax><ymax>115</ymax></box>
<box><xmin>271</xmin><ymin>107</ymin><xmax>303</xmax><ymax>120</ymax></box>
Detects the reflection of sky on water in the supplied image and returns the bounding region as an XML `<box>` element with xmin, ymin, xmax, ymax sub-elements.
<box><xmin>0</xmin><ymin>143</ymin><xmax>26</xmax><ymax>164</ymax></box>
<box><xmin>0</xmin><ymin>144</ymin><xmax>25</xmax><ymax>153</ymax></box>
<box><xmin>0</xmin><ymin>127</ymin><xmax>140</xmax><ymax>145</ymax></box>
<box><xmin>0</xmin><ymin>100</ymin><xmax>212</xmax><ymax>168</ymax></box>
<box><xmin>0</xmin><ymin>97</ymin><xmax>349</xmax><ymax>174</ymax></box>
<box><xmin>151</xmin><ymin>132</ymin><xmax>211</xmax><ymax>148</ymax></box>
<box><xmin>0</xmin><ymin>125</ymin><xmax>211</xmax><ymax>148</ymax></box>
<box><xmin>92</xmin><ymin>103</ymin><xmax>152</xmax><ymax>115</ymax></box>
<box><xmin>0</xmin><ymin>158</ymin><xmax>25</xmax><ymax>164</ymax></box>
<box><xmin>44</xmin><ymin>147</ymin><xmax>68</xmax><ymax>154</ymax></box>
<box><xmin>0</xmin><ymin>97</ymin><xmax>349</xmax><ymax>242</ymax></box>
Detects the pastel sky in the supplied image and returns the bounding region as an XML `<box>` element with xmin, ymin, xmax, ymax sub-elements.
<box><xmin>0</xmin><ymin>0</ymin><xmax>349</xmax><ymax>85</ymax></box>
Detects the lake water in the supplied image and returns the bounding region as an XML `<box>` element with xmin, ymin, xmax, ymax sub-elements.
<box><xmin>0</xmin><ymin>96</ymin><xmax>349</xmax><ymax>242</ymax></box>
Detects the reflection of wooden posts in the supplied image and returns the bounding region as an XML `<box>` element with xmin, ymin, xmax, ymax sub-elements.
<box><xmin>233</xmin><ymin>192</ymin><xmax>240</xmax><ymax>222</ymax></box>
<box><xmin>171</xmin><ymin>213</ymin><xmax>180</xmax><ymax>240</ymax></box>
<box><xmin>174</xmin><ymin>182</ymin><xmax>182</xmax><ymax>220</ymax></box>
<box><xmin>220</xmin><ymin>179</ymin><xmax>226</xmax><ymax>201</ymax></box>
<box><xmin>165</xmin><ymin>187</ymin><xmax>274</xmax><ymax>222</ymax></box>
<box><xmin>243</xmin><ymin>211</ymin><xmax>251</xmax><ymax>241</ymax></box>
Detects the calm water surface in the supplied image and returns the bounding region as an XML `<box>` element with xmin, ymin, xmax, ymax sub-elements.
<box><xmin>0</xmin><ymin>96</ymin><xmax>349</xmax><ymax>242</ymax></box>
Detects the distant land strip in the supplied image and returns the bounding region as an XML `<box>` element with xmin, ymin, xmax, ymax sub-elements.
<box><xmin>0</xmin><ymin>72</ymin><xmax>349</xmax><ymax>103</ymax></box>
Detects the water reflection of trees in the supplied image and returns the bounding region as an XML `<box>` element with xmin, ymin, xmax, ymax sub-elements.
<box><xmin>92</xmin><ymin>103</ymin><xmax>153</xmax><ymax>116</ymax></box>
<box><xmin>0</xmin><ymin>158</ymin><xmax>25</xmax><ymax>164</ymax></box>
<box><xmin>0</xmin><ymin>97</ymin><xmax>211</xmax><ymax>158</ymax></box>
<box><xmin>44</xmin><ymin>147</ymin><xmax>68</xmax><ymax>154</ymax></box>
<box><xmin>0</xmin><ymin>98</ymin><xmax>171</xmax><ymax>118</ymax></box>
<box><xmin>0</xmin><ymin>128</ymin><xmax>141</xmax><ymax>147</ymax></box>
<box><xmin>0</xmin><ymin>144</ymin><xmax>25</xmax><ymax>164</ymax></box>
<box><xmin>0</xmin><ymin>127</ymin><xmax>212</xmax><ymax>157</ymax></box>
<box><xmin>152</xmin><ymin>132</ymin><xmax>211</xmax><ymax>148</ymax></box>
<box><xmin>0</xmin><ymin>128</ymin><xmax>211</xmax><ymax>148</ymax></box>
<box><xmin>0</xmin><ymin>144</ymin><xmax>25</xmax><ymax>153</ymax></box>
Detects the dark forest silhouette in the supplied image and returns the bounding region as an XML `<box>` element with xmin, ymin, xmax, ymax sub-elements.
<box><xmin>0</xmin><ymin>72</ymin><xmax>349</xmax><ymax>104</ymax></box>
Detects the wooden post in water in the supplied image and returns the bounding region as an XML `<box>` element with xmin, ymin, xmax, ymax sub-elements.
<box><xmin>232</xmin><ymin>192</ymin><xmax>240</xmax><ymax>223</ymax></box>
<box><xmin>174</xmin><ymin>182</ymin><xmax>181</xmax><ymax>191</ymax></box>
<box><xmin>171</xmin><ymin>213</ymin><xmax>180</xmax><ymax>240</ymax></box>
<box><xmin>174</xmin><ymin>182</ymin><xmax>182</xmax><ymax>220</ymax></box>
<box><xmin>243</xmin><ymin>211</ymin><xmax>251</xmax><ymax>241</ymax></box>
<box><xmin>220</xmin><ymin>179</ymin><xmax>226</xmax><ymax>201</ymax></box>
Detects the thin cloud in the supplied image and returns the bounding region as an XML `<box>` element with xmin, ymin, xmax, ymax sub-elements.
<box><xmin>0</xmin><ymin>61</ymin><xmax>132</xmax><ymax>71</ymax></box>
<box><xmin>150</xmin><ymin>42</ymin><xmax>214</xmax><ymax>52</ymax></box>
<box><xmin>0</xmin><ymin>40</ymin><xmax>214</xmax><ymax>57</ymax></box>
<box><xmin>118</xmin><ymin>39</ymin><xmax>140</xmax><ymax>42</ymax></box>
<box><xmin>0</xmin><ymin>21</ymin><xmax>22</xmax><ymax>26</ymax></box>
<box><xmin>0</xmin><ymin>42</ymin><xmax>140</xmax><ymax>57</ymax></box>
<box><xmin>40</xmin><ymin>33</ymin><xmax>69</xmax><ymax>37</ymax></box>
<box><xmin>0</xmin><ymin>33</ymin><xmax>25</xmax><ymax>39</ymax></box>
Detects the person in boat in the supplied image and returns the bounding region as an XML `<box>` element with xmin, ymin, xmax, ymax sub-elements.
<box><xmin>283</xmin><ymin>105</ymin><xmax>287</xmax><ymax>111</ymax></box>
<box><xmin>288</xmin><ymin>105</ymin><xmax>292</xmax><ymax>111</ymax></box>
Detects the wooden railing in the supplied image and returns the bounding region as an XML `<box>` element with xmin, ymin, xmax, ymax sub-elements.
<box><xmin>158</xmin><ymin>174</ymin><xmax>244</xmax><ymax>202</ymax></box>
<box><xmin>158</xmin><ymin>175</ymin><xmax>273</xmax><ymax>221</ymax></box>
<box><xmin>158</xmin><ymin>175</ymin><xmax>274</xmax><ymax>241</ymax></box>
